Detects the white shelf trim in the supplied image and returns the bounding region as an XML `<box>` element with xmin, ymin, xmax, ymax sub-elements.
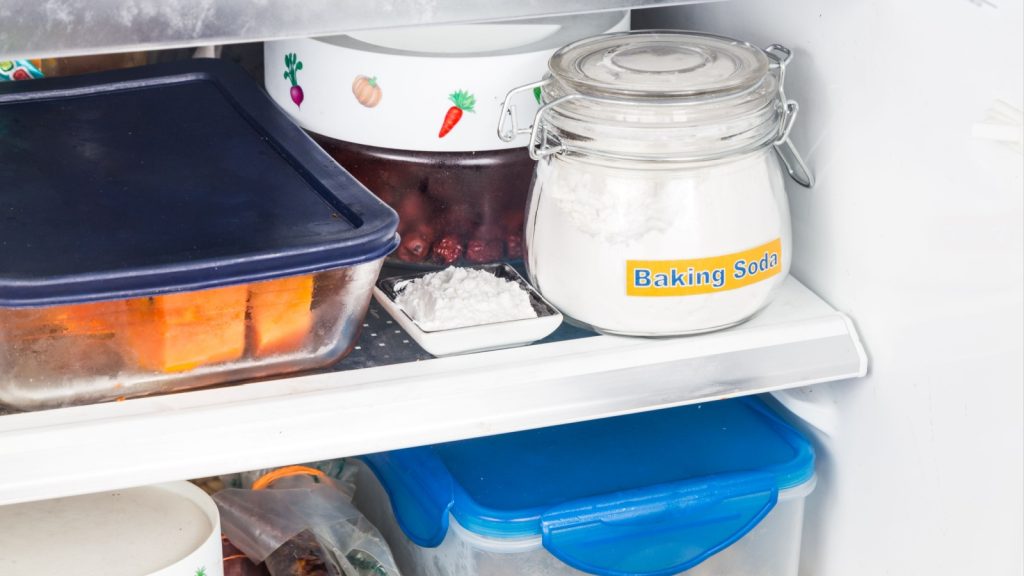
<box><xmin>0</xmin><ymin>277</ymin><xmax>866</xmax><ymax>506</ymax></box>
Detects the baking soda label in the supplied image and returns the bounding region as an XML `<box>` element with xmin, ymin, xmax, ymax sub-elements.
<box><xmin>627</xmin><ymin>238</ymin><xmax>782</xmax><ymax>296</ymax></box>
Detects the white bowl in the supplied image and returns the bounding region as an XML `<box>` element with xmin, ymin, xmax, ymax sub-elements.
<box><xmin>264</xmin><ymin>12</ymin><xmax>629</xmax><ymax>152</ymax></box>
<box><xmin>374</xmin><ymin>264</ymin><xmax>563</xmax><ymax>357</ymax></box>
<box><xmin>0</xmin><ymin>481</ymin><xmax>223</xmax><ymax>576</ymax></box>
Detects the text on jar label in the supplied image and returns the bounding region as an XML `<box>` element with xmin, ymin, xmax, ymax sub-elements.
<box><xmin>626</xmin><ymin>238</ymin><xmax>782</xmax><ymax>297</ymax></box>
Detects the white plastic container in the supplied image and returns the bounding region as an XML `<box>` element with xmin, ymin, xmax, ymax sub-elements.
<box><xmin>354</xmin><ymin>398</ymin><xmax>816</xmax><ymax>576</ymax></box>
<box><xmin>0</xmin><ymin>481</ymin><xmax>223</xmax><ymax>576</ymax></box>
<box><xmin>264</xmin><ymin>12</ymin><xmax>629</xmax><ymax>152</ymax></box>
<box><xmin>264</xmin><ymin>14</ymin><xmax>629</xmax><ymax>268</ymax></box>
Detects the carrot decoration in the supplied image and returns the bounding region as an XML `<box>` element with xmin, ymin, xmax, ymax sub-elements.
<box><xmin>438</xmin><ymin>90</ymin><xmax>475</xmax><ymax>138</ymax></box>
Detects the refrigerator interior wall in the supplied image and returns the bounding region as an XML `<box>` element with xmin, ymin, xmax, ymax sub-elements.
<box><xmin>637</xmin><ymin>1</ymin><xmax>1023</xmax><ymax>575</ymax></box>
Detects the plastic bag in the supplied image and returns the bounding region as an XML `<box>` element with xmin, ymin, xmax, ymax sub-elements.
<box><xmin>218</xmin><ymin>459</ymin><xmax>353</xmax><ymax>494</ymax></box>
<box><xmin>214</xmin><ymin>465</ymin><xmax>400</xmax><ymax>576</ymax></box>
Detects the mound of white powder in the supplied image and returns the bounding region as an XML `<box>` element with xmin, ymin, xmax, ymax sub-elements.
<box><xmin>395</xmin><ymin>267</ymin><xmax>538</xmax><ymax>331</ymax></box>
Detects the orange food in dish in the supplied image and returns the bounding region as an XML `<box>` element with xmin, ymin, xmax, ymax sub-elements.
<box><xmin>125</xmin><ymin>285</ymin><xmax>248</xmax><ymax>373</ymax></box>
<box><xmin>248</xmin><ymin>275</ymin><xmax>315</xmax><ymax>357</ymax></box>
<box><xmin>50</xmin><ymin>300</ymin><xmax>127</xmax><ymax>335</ymax></box>
<box><xmin>3</xmin><ymin>300</ymin><xmax>126</xmax><ymax>339</ymax></box>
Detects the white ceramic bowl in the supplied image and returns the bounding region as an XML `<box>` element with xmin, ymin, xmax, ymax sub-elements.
<box><xmin>264</xmin><ymin>12</ymin><xmax>629</xmax><ymax>152</ymax></box>
<box><xmin>0</xmin><ymin>482</ymin><xmax>223</xmax><ymax>576</ymax></box>
<box><xmin>374</xmin><ymin>264</ymin><xmax>563</xmax><ymax>357</ymax></box>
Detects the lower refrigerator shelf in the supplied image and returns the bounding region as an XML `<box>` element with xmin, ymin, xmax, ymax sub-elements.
<box><xmin>0</xmin><ymin>276</ymin><xmax>866</xmax><ymax>506</ymax></box>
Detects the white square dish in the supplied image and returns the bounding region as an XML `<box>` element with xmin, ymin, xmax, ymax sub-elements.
<box><xmin>373</xmin><ymin>264</ymin><xmax>563</xmax><ymax>357</ymax></box>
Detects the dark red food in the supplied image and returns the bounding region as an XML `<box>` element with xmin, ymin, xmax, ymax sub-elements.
<box><xmin>395</xmin><ymin>191</ymin><xmax>432</xmax><ymax>223</ymax></box>
<box><xmin>359</xmin><ymin>160</ymin><xmax>421</xmax><ymax>208</ymax></box>
<box><xmin>422</xmin><ymin>174</ymin><xmax>464</xmax><ymax>208</ymax></box>
<box><xmin>396</xmin><ymin>215</ymin><xmax>422</xmax><ymax>237</ymax></box>
<box><xmin>506</xmin><ymin>233</ymin><xmax>523</xmax><ymax>260</ymax></box>
<box><xmin>502</xmin><ymin>209</ymin><xmax>525</xmax><ymax>235</ymax></box>
<box><xmin>439</xmin><ymin>203</ymin><xmax>478</xmax><ymax>236</ymax></box>
<box><xmin>397</xmin><ymin>223</ymin><xmax>436</xmax><ymax>263</ymax></box>
<box><xmin>370</xmin><ymin>182</ymin><xmax>399</xmax><ymax>206</ymax></box>
<box><xmin>472</xmin><ymin>224</ymin><xmax>503</xmax><ymax>241</ymax></box>
<box><xmin>503</xmin><ymin>210</ymin><xmax>525</xmax><ymax>260</ymax></box>
<box><xmin>309</xmin><ymin>135</ymin><xmax>535</xmax><ymax>267</ymax></box>
<box><xmin>431</xmin><ymin>235</ymin><xmax>465</xmax><ymax>265</ymax></box>
<box><xmin>466</xmin><ymin>238</ymin><xmax>503</xmax><ymax>263</ymax></box>
<box><xmin>397</xmin><ymin>235</ymin><xmax>432</xmax><ymax>262</ymax></box>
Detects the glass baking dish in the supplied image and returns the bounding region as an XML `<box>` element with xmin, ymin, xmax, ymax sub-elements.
<box><xmin>0</xmin><ymin>265</ymin><xmax>382</xmax><ymax>409</ymax></box>
<box><xmin>0</xmin><ymin>60</ymin><xmax>398</xmax><ymax>410</ymax></box>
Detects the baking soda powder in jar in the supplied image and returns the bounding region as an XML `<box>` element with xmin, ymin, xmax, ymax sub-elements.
<box><xmin>498</xmin><ymin>31</ymin><xmax>815</xmax><ymax>335</ymax></box>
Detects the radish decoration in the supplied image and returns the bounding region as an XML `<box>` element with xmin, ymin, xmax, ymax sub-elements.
<box><xmin>283</xmin><ymin>53</ymin><xmax>304</xmax><ymax>108</ymax></box>
<box><xmin>438</xmin><ymin>90</ymin><xmax>475</xmax><ymax>138</ymax></box>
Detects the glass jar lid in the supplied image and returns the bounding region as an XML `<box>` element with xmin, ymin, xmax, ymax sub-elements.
<box><xmin>498</xmin><ymin>31</ymin><xmax>815</xmax><ymax>186</ymax></box>
<box><xmin>547</xmin><ymin>30</ymin><xmax>770</xmax><ymax>100</ymax></box>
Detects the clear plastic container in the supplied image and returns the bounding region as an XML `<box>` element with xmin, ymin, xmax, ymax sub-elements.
<box><xmin>354</xmin><ymin>398</ymin><xmax>817</xmax><ymax>576</ymax></box>
<box><xmin>355</xmin><ymin>460</ymin><xmax>814</xmax><ymax>576</ymax></box>
<box><xmin>499</xmin><ymin>31</ymin><xmax>816</xmax><ymax>335</ymax></box>
<box><xmin>0</xmin><ymin>264</ymin><xmax>382</xmax><ymax>409</ymax></box>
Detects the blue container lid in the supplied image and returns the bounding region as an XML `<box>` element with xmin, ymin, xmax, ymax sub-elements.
<box><xmin>362</xmin><ymin>397</ymin><xmax>814</xmax><ymax>576</ymax></box>
<box><xmin>0</xmin><ymin>60</ymin><xmax>398</xmax><ymax>308</ymax></box>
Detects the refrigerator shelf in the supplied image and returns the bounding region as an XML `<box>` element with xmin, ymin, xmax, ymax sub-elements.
<box><xmin>0</xmin><ymin>0</ymin><xmax>698</xmax><ymax>61</ymax></box>
<box><xmin>0</xmin><ymin>276</ymin><xmax>866</xmax><ymax>506</ymax></box>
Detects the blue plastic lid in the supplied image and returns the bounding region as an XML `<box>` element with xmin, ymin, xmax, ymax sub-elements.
<box><xmin>0</xmin><ymin>60</ymin><xmax>398</xmax><ymax>308</ymax></box>
<box><xmin>362</xmin><ymin>397</ymin><xmax>814</xmax><ymax>576</ymax></box>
